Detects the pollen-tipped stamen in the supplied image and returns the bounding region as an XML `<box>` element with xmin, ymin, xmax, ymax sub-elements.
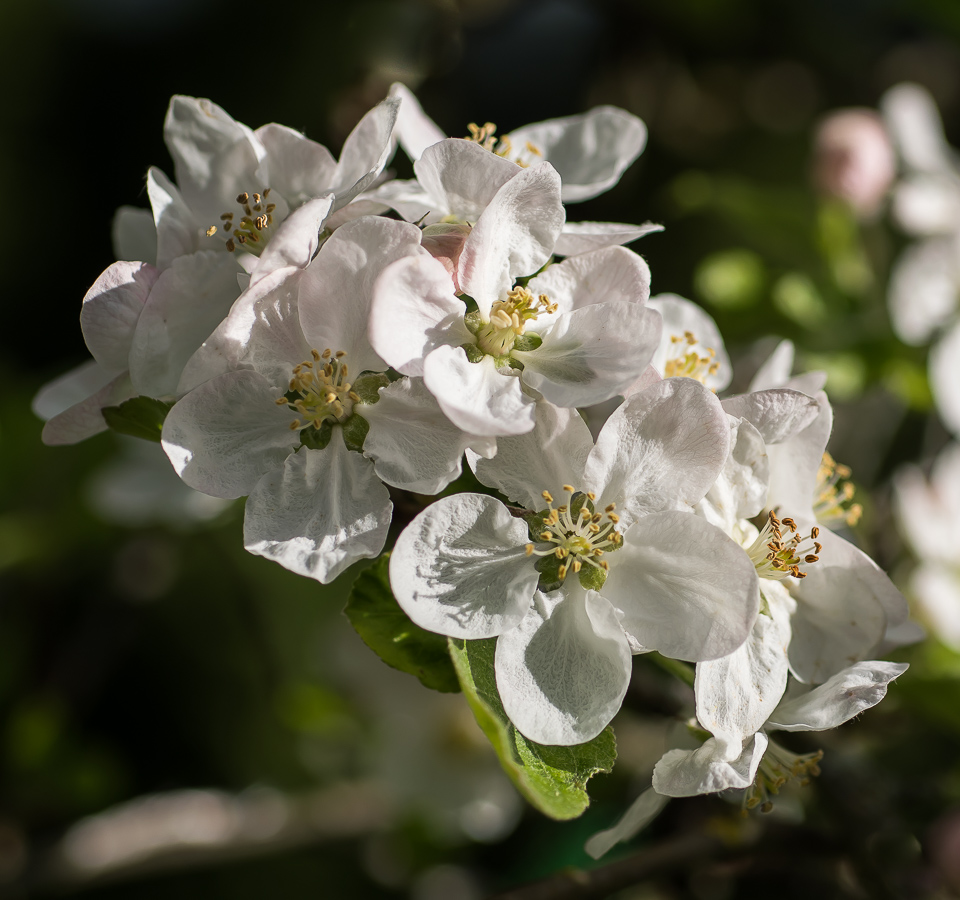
<box><xmin>745</xmin><ymin>511</ymin><xmax>822</xmax><ymax>580</ymax></box>
<box><xmin>276</xmin><ymin>348</ymin><xmax>355</xmax><ymax>432</ymax></box>
<box><xmin>526</xmin><ymin>486</ymin><xmax>623</xmax><ymax>581</ymax></box>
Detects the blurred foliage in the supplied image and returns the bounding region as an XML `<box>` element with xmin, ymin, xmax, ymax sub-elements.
<box><xmin>5</xmin><ymin>0</ymin><xmax>960</xmax><ymax>897</ymax></box>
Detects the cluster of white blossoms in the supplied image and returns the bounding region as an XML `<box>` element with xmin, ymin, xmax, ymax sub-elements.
<box><xmin>38</xmin><ymin>86</ymin><xmax>910</xmax><ymax>841</ymax></box>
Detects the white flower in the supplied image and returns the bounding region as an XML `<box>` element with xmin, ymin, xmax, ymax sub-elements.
<box><xmin>143</xmin><ymin>94</ymin><xmax>399</xmax><ymax>273</ymax></box>
<box><xmin>161</xmin><ymin>216</ymin><xmax>489</xmax><ymax>582</ymax></box>
<box><xmin>881</xmin><ymin>84</ymin><xmax>960</xmax><ymax>434</ymax></box>
<box><xmin>718</xmin><ymin>384</ymin><xmax>910</xmax><ymax>682</ymax></box>
<box><xmin>894</xmin><ymin>441</ymin><xmax>960</xmax><ymax>649</ymax></box>
<box><xmin>370</xmin><ymin>163</ymin><xmax>661</xmax><ymax>437</ymax></box>
<box><xmin>390</xmin><ymin>83</ymin><xmax>647</xmax><ymax>204</ymax></box>
<box><xmin>36</xmin><ymin>254</ymin><xmax>243</xmax><ymax>441</ymax></box>
<box><xmin>390</xmin><ymin>380</ymin><xmax>759</xmax><ymax>745</ymax></box>
<box><xmin>653</xmin><ymin>649</ymin><xmax>908</xmax><ymax>804</ymax></box>
<box><xmin>372</xmin><ymin>85</ymin><xmax>662</xmax><ymax>255</ymax></box>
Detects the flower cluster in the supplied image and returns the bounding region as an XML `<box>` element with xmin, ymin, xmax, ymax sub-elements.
<box><xmin>37</xmin><ymin>86</ymin><xmax>910</xmax><ymax>840</ymax></box>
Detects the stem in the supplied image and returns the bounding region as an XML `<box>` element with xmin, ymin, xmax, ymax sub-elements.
<box><xmin>648</xmin><ymin>652</ymin><xmax>696</xmax><ymax>688</ymax></box>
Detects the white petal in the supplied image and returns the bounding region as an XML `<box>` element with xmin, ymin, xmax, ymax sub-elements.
<box><xmin>112</xmin><ymin>206</ymin><xmax>157</xmax><ymax>266</ymax></box>
<box><xmin>414</xmin><ymin>138</ymin><xmax>520</xmax><ymax>221</ymax></box>
<box><xmin>585</xmin><ymin>378</ymin><xmax>729</xmax><ymax>525</ymax></box>
<box><xmin>894</xmin><ymin>448</ymin><xmax>960</xmax><ymax>564</ymax></box>
<box><xmin>891</xmin><ymin>175</ymin><xmax>960</xmax><ymax>235</ymax></box>
<box><xmin>389</xmin><ymin>493</ymin><xmax>538</xmax><ymax>639</ymax></box>
<box><xmin>515</xmin><ymin>304</ymin><xmax>661</xmax><ymax>408</ymax></box>
<box><xmin>298</xmin><ymin>217</ymin><xmax>424</xmax><ymax>373</ymax></box>
<box><xmin>702</xmin><ymin>417</ymin><xmax>768</xmax><ymax>526</ymax></box>
<box><xmin>526</xmin><ymin>245</ymin><xmax>652</xmax><ymax>316</ymax></box>
<box><xmin>332</xmin><ymin>95</ymin><xmax>401</xmax><ymax>207</ymax></box>
<box><xmin>470</xmin><ymin>401</ymin><xmax>593</xmax><ymax>511</ymax></box>
<box><xmin>369</xmin><ymin>254</ymin><xmax>468</xmax><ymax>377</ymax></box>
<box><xmin>390</xmin><ymin>82</ymin><xmax>445</xmax><ymax>161</ymax></box>
<box><xmin>765</xmin><ymin>392</ymin><xmax>831</xmax><ymax>521</ymax></box>
<box><xmin>424</xmin><ymin>347</ymin><xmax>536</xmax><ymax>437</ymax></box>
<box><xmin>881</xmin><ymin>82</ymin><xmax>954</xmax><ymax>174</ymax></box>
<box><xmin>509</xmin><ymin>107</ymin><xmax>647</xmax><ymax>203</ymax></box>
<box><xmin>147</xmin><ymin>167</ymin><xmax>200</xmax><ymax>269</ymax></box>
<box><xmin>244</xmin><ymin>437</ymin><xmax>391</xmax><ymax>583</ymax></box>
<box><xmin>130</xmin><ymin>250</ymin><xmax>244</xmax><ymax>398</ymax></box>
<box><xmin>362</xmin><ymin>377</ymin><xmax>485</xmax><ymax>494</ymax></box>
<box><xmin>553</xmin><ymin>221</ymin><xmax>663</xmax><ymax>257</ymax></box>
<box><xmin>787</xmin><ymin>528</ymin><xmax>896</xmax><ymax>683</ymax></box>
<box><xmin>363</xmin><ymin>178</ymin><xmax>436</xmax><ymax>222</ymax></box>
<box><xmin>648</xmin><ymin>293</ymin><xmax>731</xmax><ymax>391</ymax></box>
<box><xmin>888</xmin><ymin>237</ymin><xmax>960</xmax><ymax>344</ymax></box>
<box><xmin>178</xmin><ymin>264</ymin><xmax>309</xmax><ymax>395</ymax></box>
<box><xmin>748</xmin><ymin>339</ymin><xmax>795</xmax><ymax>391</ymax></box>
<box><xmin>496</xmin><ymin>587</ymin><xmax>632</xmax><ymax>745</ymax></box>
<box><xmin>911</xmin><ymin>564</ymin><xmax>960</xmax><ymax>650</ymax></box>
<box><xmin>457</xmin><ymin>162</ymin><xmax>564</xmax><ymax>317</ymax></box>
<box><xmin>248</xmin><ymin>194</ymin><xmax>334</xmax><ymax>285</ymax></box>
<box><xmin>696</xmin><ymin>610</ymin><xmax>790</xmax><ymax>744</ymax></box>
<box><xmin>652</xmin><ymin>733</ymin><xmax>767</xmax><ymax>797</ymax></box>
<box><xmin>254</xmin><ymin>123</ymin><xmax>338</xmax><ymax>205</ymax></box>
<box><xmin>41</xmin><ymin>370</ymin><xmax>136</xmax><ymax>446</ymax></box>
<box><xmin>33</xmin><ymin>360</ymin><xmax>114</xmax><ymax>421</ymax></box>
<box><xmin>161</xmin><ymin>369</ymin><xmax>294</xmax><ymax>499</ymax></box>
<box><xmin>603</xmin><ymin>510</ymin><xmax>759</xmax><ymax>661</ymax></box>
<box><xmin>164</xmin><ymin>95</ymin><xmax>263</xmax><ymax>226</ymax></box>
<box><xmin>722</xmin><ymin>389</ymin><xmax>821</xmax><ymax>445</ymax></box>
<box><xmin>768</xmin><ymin>661</ymin><xmax>908</xmax><ymax>731</ymax></box>
<box><xmin>584</xmin><ymin>788</ymin><xmax>669</xmax><ymax>859</ymax></box>
<box><xmin>931</xmin><ymin>320</ymin><xmax>960</xmax><ymax>436</ymax></box>
<box><xmin>80</xmin><ymin>261</ymin><xmax>159</xmax><ymax>375</ymax></box>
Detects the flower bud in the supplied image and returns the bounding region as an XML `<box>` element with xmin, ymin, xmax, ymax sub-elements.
<box><xmin>812</xmin><ymin>109</ymin><xmax>896</xmax><ymax>218</ymax></box>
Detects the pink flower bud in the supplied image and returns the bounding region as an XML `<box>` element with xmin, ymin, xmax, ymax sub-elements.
<box><xmin>812</xmin><ymin>109</ymin><xmax>896</xmax><ymax>218</ymax></box>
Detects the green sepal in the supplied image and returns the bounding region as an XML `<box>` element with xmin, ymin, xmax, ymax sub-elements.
<box><xmin>578</xmin><ymin>564</ymin><xmax>607</xmax><ymax>592</ymax></box>
<box><xmin>512</xmin><ymin>332</ymin><xmax>543</xmax><ymax>352</ymax></box>
<box><xmin>448</xmin><ymin>637</ymin><xmax>616</xmax><ymax>820</ymax></box>
<box><xmin>341</xmin><ymin>413</ymin><xmax>369</xmax><ymax>452</ymax></box>
<box><xmin>463</xmin><ymin>309</ymin><xmax>483</xmax><ymax>335</ymax></box>
<box><xmin>344</xmin><ymin>555</ymin><xmax>461</xmax><ymax>693</ymax></box>
<box><xmin>102</xmin><ymin>396</ymin><xmax>175</xmax><ymax>443</ymax></box>
<box><xmin>461</xmin><ymin>342</ymin><xmax>486</xmax><ymax>364</ymax></box>
<box><xmin>352</xmin><ymin>372</ymin><xmax>391</xmax><ymax>404</ymax></box>
<box><xmin>534</xmin><ymin>553</ymin><xmax>564</xmax><ymax>593</ymax></box>
<box><xmin>299</xmin><ymin>419</ymin><xmax>333</xmax><ymax>450</ymax></box>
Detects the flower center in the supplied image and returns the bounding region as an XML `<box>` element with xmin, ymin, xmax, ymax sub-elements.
<box><xmin>464</xmin><ymin>122</ymin><xmax>544</xmax><ymax>168</ymax></box>
<box><xmin>525</xmin><ymin>485</ymin><xmax>623</xmax><ymax>582</ymax></box>
<box><xmin>743</xmin><ymin>737</ymin><xmax>823</xmax><ymax>814</ymax></box>
<box><xmin>744</xmin><ymin>510</ymin><xmax>821</xmax><ymax>580</ymax></box>
<box><xmin>275</xmin><ymin>349</ymin><xmax>359</xmax><ymax>432</ymax></box>
<box><xmin>474</xmin><ymin>286</ymin><xmax>557</xmax><ymax>358</ymax></box>
<box><xmin>813</xmin><ymin>452</ymin><xmax>862</xmax><ymax>527</ymax></box>
<box><xmin>663</xmin><ymin>331</ymin><xmax>719</xmax><ymax>383</ymax></box>
<box><xmin>206</xmin><ymin>189</ymin><xmax>278</xmax><ymax>254</ymax></box>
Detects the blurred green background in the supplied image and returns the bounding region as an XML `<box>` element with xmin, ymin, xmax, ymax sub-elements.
<box><xmin>4</xmin><ymin>0</ymin><xmax>960</xmax><ymax>897</ymax></box>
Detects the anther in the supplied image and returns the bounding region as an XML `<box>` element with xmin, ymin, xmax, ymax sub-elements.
<box><xmin>562</xmin><ymin>484</ymin><xmax>575</xmax><ymax>493</ymax></box>
<box><xmin>206</xmin><ymin>226</ymin><xmax>217</xmax><ymax>237</ymax></box>
<box><xmin>236</xmin><ymin>192</ymin><xmax>249</xmax><ymax>204</ymax></box>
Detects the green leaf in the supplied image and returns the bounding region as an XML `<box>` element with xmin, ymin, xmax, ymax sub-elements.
<box><xmin>101</xmin><ymin>396</ymin><xmax>175</xmax><ymax>443</ymax></box>
<box><xmin>341</xmin><ymin>413</ymin><xmax>369</xmax><ymax>453</ymax></box>
<box><xmin>448</xmin><ymin>637</ymin><xmax>616</xmax><ymax>820</ymax></box>
<box><xmin>299</xmin><ymin>420</ymin><xmax>333</xmax><ymax>450</ymax></box>
<box><xmin>352</xmin><ymin>372</ymin><xmax>391</xmax><ymax>404</ymax></box>
<box><xmin>344</xmin><ymin>556</ymin><xmax>460</xmax><ymax>693</ymax></box>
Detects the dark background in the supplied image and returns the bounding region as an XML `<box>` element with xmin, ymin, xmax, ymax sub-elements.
<box><xmin>3</xmin><ymin>0</ymin><xmax>960</xmax><ymax>897</ymax></box>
